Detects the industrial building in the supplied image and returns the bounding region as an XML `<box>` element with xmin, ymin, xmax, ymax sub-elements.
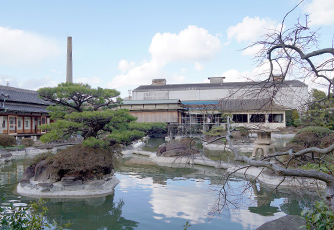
<box><xmin>123</xmin><ymin>77</ymin><xmax>308</xmax><ymax>129</ymax></box>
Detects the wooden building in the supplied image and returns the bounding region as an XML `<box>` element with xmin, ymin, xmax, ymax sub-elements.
<box><xmin>120</xmin><ymin>99</ymin><xmax>185</xmax><ymax>123</ymax></box>
<box><xmin>0</xmin><ymin>85</ymin><xmax>52</xmax><ymax>139</ymax></box>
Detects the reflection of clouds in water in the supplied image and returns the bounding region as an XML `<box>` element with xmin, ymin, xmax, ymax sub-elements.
<box><xmin>150</xmin><ymin>181</ymin><xmax>217</xmax><ymax>224</ymax></box>
<box><xmin>118</xmin><ymin>174</ymin><xmax>218</xmax><ymax>224</ymax></box>
<box><xmin>230</xmin><ymin>208</ymin><xmax>285</xmax><ymax>230</ymax></box>
<box><xmin>118</xmin><ymin>174</ymin><xmax>154</xmax><ymax>191</ymax></box>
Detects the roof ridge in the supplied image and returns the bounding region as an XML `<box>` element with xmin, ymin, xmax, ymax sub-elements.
<box><xmin>0</xmin><ymin>85</ymin><xmax>37</xmax><ymax>94</ymax></box>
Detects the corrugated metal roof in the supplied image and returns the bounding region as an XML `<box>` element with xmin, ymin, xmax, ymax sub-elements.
<box><xmin>182</xmin><ymin>100</ymin><xmax>218</xmax><ymax>105</ymax></box>
<box><xmin>133</xmin><ymin>80</ymin><xmax>307</xmax><ymax>92</ymax></box>
<box><xmin>122</xmin><ymin>99</ymin><xmax>181</xmax><ymax>105</ymax></box>
<box><xmin>219</xmin><ymin>98</ymin><xmax>287</xmax><ymax>111</ymax></box>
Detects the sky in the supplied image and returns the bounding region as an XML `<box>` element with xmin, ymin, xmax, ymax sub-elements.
<box><xmin>0</xmin><ymin>0</ymin><xmax>333</xmax><ymax>98</ymax></box>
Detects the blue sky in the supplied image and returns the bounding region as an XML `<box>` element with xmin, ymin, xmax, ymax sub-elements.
<box><xmin>0</xmin><ymin>0</ymin><xmax>333</xmax><ymax>97</ymax></box>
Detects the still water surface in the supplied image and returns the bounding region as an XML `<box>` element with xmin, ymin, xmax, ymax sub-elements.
<box><xmin>0</xmin><ymin>137</ymin><xmax>315</xmax><ymax>230</ymax></box>
<box><xmin>1</xmin><ymin>157</ymin><xmax>314</xmax><ymax>230</ymax></box>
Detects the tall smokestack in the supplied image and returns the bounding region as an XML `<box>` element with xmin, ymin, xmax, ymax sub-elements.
<box><xmin>66</xmin><ymin>36</ymin><xmax>73</xmax><ymax>83</ymax></box>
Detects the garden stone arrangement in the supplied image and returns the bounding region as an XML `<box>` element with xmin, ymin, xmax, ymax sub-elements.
<box><xmin>17</xmin><ymin>145</ymin><xmax>119</xmax><ymax>197</ymax></box>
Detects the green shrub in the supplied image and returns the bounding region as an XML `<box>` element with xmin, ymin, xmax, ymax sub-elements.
<box><xmin>0</xmin><ymin>134</ymin><xmax>16</xmax><ymax>147</ymax></box>
<box><xmin>108</xmin><ymin>130</ymin><xmax>145</xmax><ymax>145</ymax></box>
<box><xmin>0</xmin><ymin>196</ymin><xmax>71</xmax><ymax>229</ymax></box>
<box><xmin>128</xmin><ymin>122</ymin><xmax>167</xmax><ymax>137</ymax></box>
<box><xmin>203</xmin><ymin>126</ymin><xmax>226</xmax><ymax>137</ymax></box>
<box><xmin>21</xmin><ymin>138</ymin><xmax>34</xmax><ymax>147</ymax></box>
<box><xmin>302</xmin><ymin>200</ymin><xmax>334</xmax><ymax>230</ymax></box>
<box><xmin>290</xmin><ymin>126</ymin><xmax>332</xmax><ymax>148</ymax></box>
<box><xmin>82</xmin><ymin>137</ymin><xmax>111</xmax><ymax>149</ymax></box>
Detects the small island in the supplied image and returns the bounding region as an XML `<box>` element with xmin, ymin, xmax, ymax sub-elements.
<box><xmin>16</xmin><ymin>83</ymin><xmax>158</xmax><ymax>198</ymax></box>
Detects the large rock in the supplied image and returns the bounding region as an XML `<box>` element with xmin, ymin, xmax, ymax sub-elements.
<box><xmin>157</xmin><ymin>144</ymin><xmax>166</xmax><ymax>156</ymax></box>
<box><xmin>34</xmin><ymin>160</ymin><xmax>54</xmax><ymax>182</ymax></box>
<box><xmin>21</xmin><ymin>166</ymin><xmax>35</xmax><ymax>181</ymax></box>
<box><xmin>166</xmin><ymin>143</ymin><xmax>187</xmax><ymax>151</ymax></box>
<box><xmin>157</xmin><ymin>142</ymin><xmax>199</xmax><ymax>157</ymax></box>
<box><xmin>256</xmin><ymin>215</ymin><xmax>306</xmax><ymax>230</ymax></box>
<box><xmin>61</xmin><ymin>176</ymin><xmax>83</xmax><ymax>186</ymax></box>
<box><xmin>0</xmin><ymin>150</ymin><xmax>12</xmax><ymax>158</ymax></box>
<box><xmin>37</xmin><ymin>183</ymin><xmax>53</xmax><ymax>192</ymax></box>
<box><xmin>161</xmin><ymin>149</ymin><xmax>189</xmax><ymax>157</ymax></box>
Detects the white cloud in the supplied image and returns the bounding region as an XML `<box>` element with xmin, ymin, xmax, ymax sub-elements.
<box><xmin>194</xmin><ymin>62</ymin><xmax>204</xmax><ymax>71</ymax></box>
<box><xmin>108</xmin><ymin>59</ymin><xmax>165</xmax><ymax>89</ymax></box>
<box><xmin>0</xmin><ymin>26</ymin><xmax>61</xmax><ymax>67</ymax></box>
<box><xmin>180</xmin><ymin>68</ymin><xmax>187</xmax><ymax>73</ymax></box>
<box><xmin>227</xmin><ymin>16</ymin><xmax>280</xmax><ymax>42</ymax></box>
<box><xmin>111</xmin><ymin>25</ymin><xmax>221</xmax><ymax>90</ymax></box>
<box><xmin>222</xmin><ymin>69</ymin><xmax>251</xmax><ymax>82</ymax></box>
<box><xmin>304</xmin><ymin>0</ymin><xmax>334</xmax><ymax>27</ymax></box>
<box><xmin>171</xmin><ymin>73</ymin><xmax>186</xmax><ymax>83</ymax></box>
<box><xmin>149</xmin><ymin>25</ymin><xmax>221</xmax><ymax>62</ymax></box>
<box><xmin>118</xmin><ymin>60</ymin><xmax>135</xmax><ymax>73</ymax></box>
<box><xmin>23</xmin><ymin>75</ymin><xmax>58</xmax><ymax>90</ymax></box>
<box><xmin>242</xmin><ymin>44</ymin><xmax>264</xmax><ymax>56</ymax></box>
<box><xmin>51</xmin><ymin>69</ymin><xmax>62</xmax><ymax>74</ymax></box>
<box><xmin>76</xmin><ymin>76</ymin><xmax>102</xmax><ymax>86</ymax></box>
<box><xmin>0</xmin><ymin>74</ymin><xmax>20</xmax><ymax>88</ymax></box>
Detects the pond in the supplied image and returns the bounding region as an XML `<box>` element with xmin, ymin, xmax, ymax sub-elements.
<box><xmin>0</xmin><ymin>138</ymin><xmax>317</xmax><ymax>230</ymax></box>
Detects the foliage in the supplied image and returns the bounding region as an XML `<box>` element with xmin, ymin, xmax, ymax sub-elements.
<box><xmin>20</xmin><ymin>138</ymin><xmax>34</xmax><ymax>147</ymax></box>
<box><xmin>0</xmin><ymin>196</ymin><xmax>71</xmax><ymax>230</ymax></box>
<box><xmin>301</xmin><ymin>89</ymin><xmax>334</xmax><ymax>130</ymax></box>
<box><xmin>183</xmin><ymin>221</ymin><xmax>191</xmax><ymax>230</ymax></box>
<box><xmin>108</xmin><ymin>130</ymin><xmax>145</xmax><ymax>145</ymax></box>
<box><xmin>38</xmin><ymin>83</ymin><xmax>145</xmax><ymax>148</ymax></box>
<box><xmin>128</xmin><ymin>122</ymin><xmax>168</xmax><ymax>137</ymax></box>
<box><xmin>0</xmin><ymin>134</ymin><xmax>16</xmax><ymax>147</ymax></box>
<box><xmin>302</xmin><ymin>163</ymin><xmax>334</xmax><ymax>174</ymax></box>
<box><xmin>38</xmin><ymin>82</ymin><xmax>120</xmax><ymax>113</ymax></box>
<box><xmin>27</xmin><ymin>152</ymin><xmax>54</xmax><ymax>167</ymax></box>
<box><xmin>302</xmin><ymin>200</ymin><xmax>334</xmax><ymax>230</ymax></box>
<box><xmin>285</xmin><ymin>109</ymin><xmax>300</xmax><ymax>127</ymax></box>
<box><xmin>203</xmin><ymin>126</ymin><xmax>226</xmax><ymax>137</ymax></box>
<box><xmin>290</xmin><ymin>126</ymin><xmax>332</xmax><ymax>148</ymax></box>
<box><xmin>221</xmin><ymin>113</ymin><xmax>232</xmax><ymax>123</ymax></box>
<box><xmin>47</xmin><ymin>144</ymin><xmax>116</xmax><ymax>180</ymax></box>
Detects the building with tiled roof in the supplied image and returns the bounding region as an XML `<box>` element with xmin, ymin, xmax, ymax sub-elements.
<box><xmin>0</xmin><ymin>85</ymin><xmax>52</xmax><ymax>139</ymax></box>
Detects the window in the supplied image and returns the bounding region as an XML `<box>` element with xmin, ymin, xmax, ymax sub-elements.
<box><xmin>250</xmin><ymin>114</ymin><xmax>265</xmax><ymax>123</ymax></box>
<box><xmin>2</xmin><ymin>120</ymin><xmax>5</xmax><ymax>128</ymax></box>
<box><xmin>18</xmin><ymin>120</ymin><xmax>21</xmax><ymax>128</ymax></box>
<box><xmin>233</xmin><ymin>114</ymin><xmax>248</xmax><ymax>123</ymax></box>
<box><xmin>268</xmin><ymin>114</ymin><xmax>283</xmax><ymax>123</ymax></box>
<box><xmin>9</xmin><ymin>117</ymin><xmax>16</xmax><ymax>130</ymax></box>
<box><xmin>25</xmin><ymin>117</ymin><xmax>30</xmax><ymax>129</ymax></box>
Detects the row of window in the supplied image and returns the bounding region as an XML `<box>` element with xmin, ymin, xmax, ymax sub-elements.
<box><xmin>233</xmin><ymin>114</ymin><xmax>284</xmax><ymax>123</ymax></box>
<box><xmin>1</xmin><ymin>116</ymin><xmax>48</xmax><ymax>131</ymax></box>
<box><xmin>183</xmin><ymin>113</ymin><xmax>284</xmax><ymax>124</ymax></box>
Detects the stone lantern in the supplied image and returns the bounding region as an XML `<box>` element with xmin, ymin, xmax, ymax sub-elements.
<box><xmin>251</xmin><ymin>130</ymin><xmax>275</xmax><ymax>159</ymax></box>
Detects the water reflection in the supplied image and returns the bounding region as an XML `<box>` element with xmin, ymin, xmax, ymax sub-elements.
<box><xmin>115</xmin><ymin>157</ymin><xmax>316</xmax><ymax>229</ymax></box>
<box><xmin>21</xmin><ymin>195</ymin><xmax>139</xmax><ymax>230</ymax></box>
<box><xmin>0</xmin><ymin>155</ymin><xmax>318</xmax><ymax>230</ymax></box>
